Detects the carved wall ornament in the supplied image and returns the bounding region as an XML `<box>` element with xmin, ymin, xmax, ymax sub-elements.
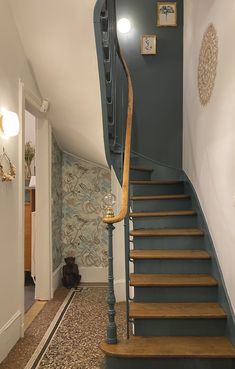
<box><xmin>0</xmin><ymin>147</ymin><xmax>16</xmax><ymax>182</ymax></box>
<box><xmin>198</xmin><ymin>23</ymin><xmax>218</xmax><ymax>106</ymax></box>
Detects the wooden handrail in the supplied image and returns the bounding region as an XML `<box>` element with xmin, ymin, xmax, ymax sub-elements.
<box><xmin>103</xmin><ymin>54</ymin><xmax>133</xmax><ymax>224</ymax></box>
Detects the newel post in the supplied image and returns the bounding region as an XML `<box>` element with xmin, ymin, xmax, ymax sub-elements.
<box><xmin>103</xmin><ymin>193</ymin><xmax>117</xmax><ymax>344</ymax></box>
<box><xmin>106</xmin><ymin>223</ymin><xmax>117</xmax><ymax>344</ymax></box>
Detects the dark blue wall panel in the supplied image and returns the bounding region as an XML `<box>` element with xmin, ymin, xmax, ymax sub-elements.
<box><xmin>116</xmin><ymin>0</ymin><xmax>183</xmax><ymax>169</ymax></box>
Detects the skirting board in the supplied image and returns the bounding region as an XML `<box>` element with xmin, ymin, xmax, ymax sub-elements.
<box><xmin>52</xmin><ymin>263</ymin><xmax>63</xmax><ymax>293</ymax></box>
<box><xmin>79</xmin><ymin>267</ymin><xmax>108</xmax><ymax>283</ymax></box>
<box><xmin>0</xmin><ymin>310</ymin><xmax>21</xmax><ymax>363</ymax></box>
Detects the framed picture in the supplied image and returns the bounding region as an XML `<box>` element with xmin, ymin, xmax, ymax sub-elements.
<box><xmin>141</xmin><ymin>35</ymin><xmax>157</xmax><ymax>55</ymax></box>
<box><xmin>157</xmin><ymin>2</ymin><xmax>177</xmax><ymax>27</ymax></box>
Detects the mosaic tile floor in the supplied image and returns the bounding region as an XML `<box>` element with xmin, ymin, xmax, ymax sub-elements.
<box><xmin>38</xmin><ymin>287</ymin><xmax>126</xmax><ymax>369</ymax></box>
<box><xmin>0</xmin><ymin>287</ymin><xmax>126</xmax><ymax>369</ymax></box>
<box><xmin>0</xmin><ymin>288</ymin><xmax>69</xmax><ymax>369</ymax></box>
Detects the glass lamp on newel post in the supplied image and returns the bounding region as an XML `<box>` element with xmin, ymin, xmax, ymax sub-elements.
<box><xmin>103</xmin><ymin>193</ymin><xmax>118</xmax><ymax>344</ymax></box>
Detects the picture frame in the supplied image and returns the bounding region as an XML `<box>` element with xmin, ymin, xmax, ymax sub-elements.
<box><xmin>141</xmin><ymin>35</ymin><xmax>157</xmax><ymax>55</ymax></box>
<box><xmin>157</xmin><ymin>2</ymin><xmax>177</xmax><ymax>27</ymax></box>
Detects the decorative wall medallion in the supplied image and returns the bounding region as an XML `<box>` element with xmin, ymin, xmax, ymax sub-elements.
<box><xmin>198</xmin><ymin>23</ymin><xmax>218</xmax><ymax>106</ymax></box>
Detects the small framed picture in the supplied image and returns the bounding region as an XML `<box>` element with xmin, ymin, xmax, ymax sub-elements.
<box><xmin>141</xmin><ymin>35</ymin><xmax>157</xmax><ymax>55</ymax></box>
<box><xmin>157</xmin><ymin>2</ymin><xmax>177</xmax><ymax>27</ymax></box>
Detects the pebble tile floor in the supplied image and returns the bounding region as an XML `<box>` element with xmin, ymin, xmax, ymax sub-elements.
<box><xmin>0</xmin><ymin>287</ymin><xmax>126</xmax><ymax>369</ymax></box>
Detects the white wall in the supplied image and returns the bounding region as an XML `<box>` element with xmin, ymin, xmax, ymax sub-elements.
<box><xmin>0</xmin><ymin>0</ymin><xmax>40</xmax><ymax>362</ymax></box>
<box><xmin>183</xmin><ymin>0</ymin><xmax>235</xmax><ymax>313</ymax></box>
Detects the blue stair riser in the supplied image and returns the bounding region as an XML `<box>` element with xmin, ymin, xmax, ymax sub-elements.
<box><xmin>130</xmin><ymin>171</ymin><xmax>152</xmax><ymax>181</ymax></box>
<box><xmin>134</xmin><ymin>318</ymin><xmax>226</xmax><ymax>336</ymax></box>
<box><xmin>133</xmin><ymin>259</ymin><xmax>211</xmax><ymax>274</ymax></box>
<box><xmin>130</xmin><ymin>183</ymin><xmax>184</xmax><ymax>196</ymax></box>
<box><xmin>132</xmin><ymin>215</ymin><xmax>198</xmax><ymax>228</ymax></box>
<box><xmin>131</xmin><ymin>198</ymin><xmax>192</xmax><ymax>212</ymax></box>
<box><xmin>105</xmin><ymin>357</ymin><xmax>235</xmax><ymax>369</ymax></box>
<box><xmin>133</xmin><ymin>236</ymin><xmax>204</xmax><ymax>250</ymax></box>
<box><xmin>134</xmin><ymin>286</ymin><xmax>218</xmax><ymax>302</ymax></box>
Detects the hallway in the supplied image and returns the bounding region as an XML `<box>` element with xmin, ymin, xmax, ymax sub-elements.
<box><xmin>0</xmin><ymin>287</ymin><xmax>125</xmax><ymax>369</ymax></box>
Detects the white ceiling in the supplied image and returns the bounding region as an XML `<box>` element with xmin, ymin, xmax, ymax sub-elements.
<box><xmin>9</xmin><ymin>0</ymin><xmax>107</xmax><ymax>167</ymax></box>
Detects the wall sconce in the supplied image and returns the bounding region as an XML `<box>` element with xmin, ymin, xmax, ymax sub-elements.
<box><xmin>117</xmin><ymin>18</ymin><xmax>131</xmax><ymax>34</ymax></box>
<box><xmin>0</xmin><ymin>110</ymin><xmax>20</xmax><ymax>139</ymax></box>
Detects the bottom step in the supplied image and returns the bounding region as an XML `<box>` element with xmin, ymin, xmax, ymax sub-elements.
<box><xmin>101</xmin><ymin>337</ymin><xmax>235</xmax><ymax>369</ymax></box>
<box><xmin>101</xmin><ymin>336</ymin><xmax>235</xmax><ymax>358</ymax></box>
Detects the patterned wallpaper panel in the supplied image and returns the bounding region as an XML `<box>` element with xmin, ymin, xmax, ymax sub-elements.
<box><xmin>51</xmin><ymin>135</ymin><xmax>62</xmax><ymax>271</ymax></box>
<box><xmin>62</xmin><ymin>153</ymin><xmax>110</xmax><ymax>268</ymax></box>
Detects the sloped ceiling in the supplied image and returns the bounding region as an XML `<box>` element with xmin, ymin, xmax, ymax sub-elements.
<box><xmin>9</xmin><ymin>0</ymin><xmax>107</xmax><ymax>166</ymax></box>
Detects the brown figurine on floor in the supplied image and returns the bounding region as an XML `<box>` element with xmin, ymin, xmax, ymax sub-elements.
<box><xmin>62</xmin><ymin>257</ymin><xmax>81</xmax><ymax>289</ymax></box>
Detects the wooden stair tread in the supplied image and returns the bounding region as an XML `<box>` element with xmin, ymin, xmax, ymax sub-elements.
<box><xmin>130</xmin><ymin>166</ymin><xmax>153</xmax><ymax>172</ymax></box>
<box><xmin>130</xmin><ymin>180</ymin><xmax>183</xmax><ymax>185</ymax></box>
<box><xmin>131</xmin><ymin>194</ymin><xmax>190</xmax><ymax>200</ymax></box>
<box><xmin>130</xmin><ymin>210</ymin><xmax>196</xmax><ymax>217</ymax></box>
<box><xmin>130</xmin><ymin>274</ymin><xmax>217</xmax><ymax>287</ymax></box>
<box><xmin>130</xmin><ymin>228</ymin><xmax>204</xmax><ymax>237</ymax></box>
<box><xmin>100</xmin><ymin>336</ymin><xmax>235</xmax><ymax>358</ymax></box>
<box><xmin>130</xmin><ymin>249</ymin><xmax>210</xmax><ymax>260</ymax></box>
<box><xmin>129</xmin><ymin>302</ymin><xmax>226</xmax><ymax>319</ymax></box>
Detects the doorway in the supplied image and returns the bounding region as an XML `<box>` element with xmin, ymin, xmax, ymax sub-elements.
<box><xmin>24</xmin><ymin>110</ymin><xmax>36</xmax><ymax>312</ymax></box>
<box><xmin>19</xmin><ymin>81</ymin><xmax>53</xmax><ymax>334</ymax></box>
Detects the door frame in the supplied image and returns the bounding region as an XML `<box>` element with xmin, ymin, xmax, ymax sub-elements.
<box><xmin>18</xmin><ymin>80</ymin><xmax>53</xmax><ymax>335</ymax></box>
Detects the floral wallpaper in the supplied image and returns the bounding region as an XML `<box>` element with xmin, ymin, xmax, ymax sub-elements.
<box><xmin>51</xmin><ymin>134</ymin><xmax>62</xmax><ymax>271</ymax></box>
<box><xmin>62</xmin><ymin>154</ymin><xmax>110</xmax><ymax>268</ymax></box>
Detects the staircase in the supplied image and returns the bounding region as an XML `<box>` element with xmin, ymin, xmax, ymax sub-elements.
<box><xmin>101</xmin><ymin>165</ymin><xmax>235</xmax><ymax>369</ymax></box>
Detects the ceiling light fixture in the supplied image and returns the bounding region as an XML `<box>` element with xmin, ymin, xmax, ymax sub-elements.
<box><xmin>117</xmin><ymin>18</ymin><xmax>131</xmax><ymax>34</ymax></box>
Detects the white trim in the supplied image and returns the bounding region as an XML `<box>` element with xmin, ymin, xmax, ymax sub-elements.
<box><xmin>18</xmin><ymin>80</ymin><xmax>26</xmax><ymax>337</ymax></box>
<box><xmin>52</xmin><ymin>263</ymin><xmax>63</xmax><ymax>293</ymax></box>
<box><xmin>79</xmin><ymin>267</ymin><xmax>108</xmax><ymax>283</ymax></box>
<box><xmin>24</xmin><ymin>289</ymin><xmax>74</xmax><ymax>369</ymax></box>
<box><xmin>63</xmin><ymin>150</ymin><xmax>109</xmax><ymax>169</ymax></box>
<box><xmin>23</xmin><ymin>86</ymin><xmax>42</xmax><ymax>111</ymax></box>
<box><xmin>0</xmin><ymin>311</ymin><xmax>21</xmax><ymax>336</ymax></box>
<box><xmin>114</xmin><ymin>279</ymin><xmax>125</xmax><ymax>302</ymax></box>
<box><xmin>0</xmin><ymin>311</ymin><xmax>22</xmax><ymax>363</ymax></box>
<box><xmin>35</xmin><ymin>118</ymin><xmax>52</xmax><ymax>300</ymax></box>
<box><xmin>18</xmin><ymin>81</ymin><xmax>52</xmax><ymax>334</ymax></box>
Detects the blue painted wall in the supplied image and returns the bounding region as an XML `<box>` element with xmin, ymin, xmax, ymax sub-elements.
<box><xmin>116</xmin><ymin>0</ymin><xmax>183</xmax><ymax>169</ymax></box>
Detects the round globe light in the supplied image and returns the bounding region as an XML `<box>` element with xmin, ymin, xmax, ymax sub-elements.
<box><xmin>1</xmin><ymin>111</ymin><xmax>20</xmax><ymax>138</ymax></box>
<box><xmin>117</xmin><ymin>18</ymin><xmax>131</xmax><ymax>34</ymax></box>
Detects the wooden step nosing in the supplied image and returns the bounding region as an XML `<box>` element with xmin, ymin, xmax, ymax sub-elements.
<box><xmin>129</xmin><ymin>251</ymin><xmax>211</xmax><ymax>260</ymax></box>
<box><xmin>130</xmin><ymin>228</ymin><xmax>204</xmax><ymax>237</ymax></box>
<box><xmin>130</xmin><ymin>315</ymin><xmax>226</xmax><ymax>320</ymax></box>
<box><xmin>131</xmin><ymin>194</ymin><xmax>190</xmax><ymax>201</ymax></box>
<box><xmin>130</xmin><ymin>274</ymin><xmax>218</xmax><ymax>287</ymax></box>
<box><xmin>130</xmin><ymin>166</ymin><xmax>153</xmax><ymax>172</ymax></box>
<box><xmin>100</xmin><ymin>336</ymin><xmax>235</xmax><ymax>359</ymax></box>
<box><xmin>130</xmin><ymin>180</ymin><xmax>183</xmax><ymax>185</ymax></box>
<box><xmin>130</xmin><ymin>210</ymin><xmax>197</xmax><ymax>218</ymax></box>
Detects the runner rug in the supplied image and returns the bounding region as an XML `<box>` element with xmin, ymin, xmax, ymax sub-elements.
<box><xmin>24</xmin><ymin>287</ymin><xmax>126</xmax><ymax>369</ymax></box>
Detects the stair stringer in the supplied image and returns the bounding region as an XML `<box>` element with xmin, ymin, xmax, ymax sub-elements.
<box><xmin>183</xmin><ymin>173</ymin><xmax>235</xmax><ymax>345</ymax></box>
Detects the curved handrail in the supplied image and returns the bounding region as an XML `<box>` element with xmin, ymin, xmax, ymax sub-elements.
<box><xmin>103</xmin><ymin>52</ymin><xmax>133</xmax><ymax>224</ymax></box>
